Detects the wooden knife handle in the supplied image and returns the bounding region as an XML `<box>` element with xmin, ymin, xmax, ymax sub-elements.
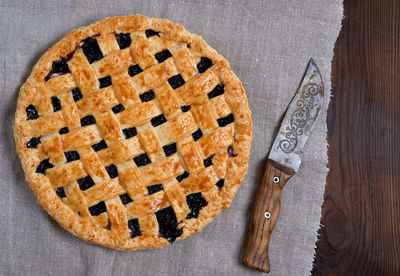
<box><xmin>243</xmin><ymin>159</ymin><xmax>295</xmax><ymax>273</ymax></box>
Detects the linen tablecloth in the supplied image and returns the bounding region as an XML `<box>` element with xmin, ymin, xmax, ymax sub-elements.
<box><xmin>0</xmin><ymin>0</ymin><xmax>342</xmax><ymax>275</ymax></box>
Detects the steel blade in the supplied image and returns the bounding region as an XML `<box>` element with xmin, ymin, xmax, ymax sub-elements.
<box><xmin>268</xmin><ymin>58</ymin><xmax>324</xmax><ymax>172</ymax></box>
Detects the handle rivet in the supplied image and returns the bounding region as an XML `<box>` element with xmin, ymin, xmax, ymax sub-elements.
<box><xmin>264</xmin><ymin>211</ymin><xmax>271</xmax><ymax>219</ymax></box>
<box><xmin>273</xmin><ymin>176</ymin><xmax>280</xmax><ymax>183</ymax></box>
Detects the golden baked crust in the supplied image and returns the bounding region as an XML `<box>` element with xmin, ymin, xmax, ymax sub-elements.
<box><xmin>14</xmin><ymin>14</ymin><xmax>252</xmax><ymax>250</ymax></box>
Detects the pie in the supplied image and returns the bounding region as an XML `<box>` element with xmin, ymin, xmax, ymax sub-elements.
<box><xmin>14</xmin><ymin>14</ymin><xmax>252</xmax><ymax>250</ymax></box>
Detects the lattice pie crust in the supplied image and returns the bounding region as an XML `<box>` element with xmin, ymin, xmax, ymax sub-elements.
<box><xmin>14</xmin><ymin>15</ymin><xmax>252</xmax><ymax>250</ymax></box>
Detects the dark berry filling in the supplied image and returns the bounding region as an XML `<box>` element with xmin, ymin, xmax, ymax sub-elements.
<box><xmin>163</xmin><ymin>143</ymin><xmax>177</xmax><ymax>157</ymax></box>
<box><xmin>128</xmin><ymin>218</ymin><xmax>141</xmax><ymax>238</ymax></box>
<box><xmin>77</xmin><ymin>175</ymin><xmax>95</xmax><ymax>191</ymax></box>
<box><xmin>176</xmin><ymin>171</ymin><xmax>189</xmax><ymax>182</ymax></box>
<box><xmin>99</xmin><ymin>76</ymin><xmax>112</xmax><ymax>88</ymax></box>
<box><xmin>181</xmin><ymin>105</ymin><xmax>191</xmax><ymax>112</ymax></box>
<box><xmin>59</xmin><ymin>127</ymin><xmax>69</xmax><ymax>135</ymax></box>
<box><xmin>155</xmin><ymin>206</ymin><xmax>183</xmax><ymax>243</ymax></box>
<box><xmin>122</xmin><ymin>127</ymin><xmax>137</xmax><ymax>139</ymax></box>
<box><xmin>112</xmin><ymin>104</ymin><xmax>125</xmax><ymax>114</ymax></box>
<box><xmin>65</xmin><ymin>151</ymin><xmax>80</xmax><ymax>162</ymax></box>
<box><xmin>192</xmin><ymin>129</ymin><xmax>203</xmax><ymax>141</ymax></box>
<box><xmin>128</xmin><ymin>64</ymin><xmax>143</xmax><ymax>76</ymax></box>
<box><xmin>71</xmin><ymin>88</ymin><xmax>83</xmax><ymax>101</ymax></box>
<box><xmin>115</xmin><ymin>33</ymin><xmax>132</xmax><ymax>49</ymax></box>
<box><xmin>89</xmin><ymin>201</ymin><xmax>106</xmax><ymax>216</ymax></box>
<box><xmin>147</xmin><ymin>184</ymin><xmax>163</xmax><ymax>195</ymax></box>
<box><xmin>216</xmin><ymin>179</ymin><xmax>225</xmax><ymax>189</ymax></box>
<box><xmin>227</xmin><ymin>145</ymin><xmax>237</xmax><ymax>157</ymax></box>
<box><xmin>139</xmin><ymin>90</ymin><xmax>155</xmax><ymax>102</ymax></box>
<box><xmin>45</xmin><ymin>58</ymin><xmax>70</xmax><ymax>81</ymax></box>
<box><xmin>197</xmin><ymin>57</ymin><xmax>213</xmax><ymax>73</ymax></box>
<box><xmin>82</xmin><ymin>37</ymin><xmax>103</xmax><ymax>63</ymax></box>
<box><xmin>145</xmin><ymin>29</ymin><xmax>160</xmax><ymax>37</ymax></box>
<box><xmin>203</xmin><ymin>154</ymin><xmax>215</xmax><ymax>167</ymax></box>
<box><xmin>208</xmin><ymin>84</ymin><xmax>225</xmax><ymax>99</ymax></box>
<box><xmin>55</xmin><ymin>187</ymin><xmax>66</xmax><ymax>198</ymax></box>
<box><xmin>80</xmin><ymin>115</ymin><xmax>96</xmax><ymax>126</ymax></box>
<box><xmin>27</xmin><ymin>137</ymin><xmax>41</xmax><ymax>148</ymax></box>
<box><xmin>105</xmin><ymin>164</ymin><xmax>118</xmax><ymax>178</ymax></box>
<box><xmin>92</xmin><ymin>140</ymin><xmax>107</xmax><ymax>152</ymax></box>
<box><xmin>151</xmin><ymin>114</ymin><xmax>167</xmax><ymax>127</ymax></box>
<box><xmin>155</xmin><ymin>49</ymin><xmax>172</xmax><ymax>63</ymax></box>
<box><xmin>186</xmin><ymin>192</ymin><xmax>207</xmax><ymax>219</ymax></box>
<box><xmin>119</xmin><ymin>193</ymin><xmax>133</xmax><ymax>205</ymax></box>
<box><xmin>133</xmin><ymin>153</ymin><xmax>151</xmax><ymax>167</ymax></box>
<box><xmin>36</xmin><ymin>158</ymin><xmax>53</xmax><ymax>175</ymax></box>
<box><xmin>217</xmin><ymin>113</ymin><xmax>234</xmax><ymax>127</ymax></box>
<box><xmin>51</xmin><ymin>96</ymin><xmax>61</xmax><ymax>112</ymax></box>
<box><xmin>26</xmin><ymin>104</ymin><xmax>39</xmax><ymax>120</ymax></box>
<box><xmin>168</xmin><ymin>74</ymin><xmax>185</xmax><ymax>89</ymax></box>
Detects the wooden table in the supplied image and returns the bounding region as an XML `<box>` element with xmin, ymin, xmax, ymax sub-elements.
<box><xmin>312</xmin><ymin>0</ymin><xmax>400</xmax><ymax>274</ymax></box>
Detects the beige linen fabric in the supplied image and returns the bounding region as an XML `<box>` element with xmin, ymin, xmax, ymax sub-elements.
<box><xmin>0</xmin><ymin>0</ymin><xmax>342</xmax><ymax>275</ymax></box>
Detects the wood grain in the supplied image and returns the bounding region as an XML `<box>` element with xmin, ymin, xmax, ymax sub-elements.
<box><xmin>243</xmin><ymin>159</ymin><xmax>295</xmax><ymax>273</ymax></box>
<box><xmin>312</xmin><ymin>0</ymin><xmax>400</xmax><ymax>274</ymax></box>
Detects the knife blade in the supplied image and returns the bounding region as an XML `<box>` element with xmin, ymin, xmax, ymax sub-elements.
<box><xmin>243</xmin><ymin>58</ymin><xmax>324</xmax><ymax>273</ymax></box>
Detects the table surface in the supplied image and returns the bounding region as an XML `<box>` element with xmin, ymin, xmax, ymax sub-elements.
<box><xmin>312</xmin><ymin>0</ymin><xmax>400</xmax><ymax>274</ymax></box>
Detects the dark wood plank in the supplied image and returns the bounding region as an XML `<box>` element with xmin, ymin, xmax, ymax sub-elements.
<box><xmin>312</xmin><ymin>0</ymin><xmax>400</xmax><ymax>274</ymax></box>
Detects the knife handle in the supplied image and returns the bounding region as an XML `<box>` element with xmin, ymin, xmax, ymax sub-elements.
<box><xmin>243</xmin><ymin>159</ymin><xmax>295</xmax><ymax>273</ymax></box>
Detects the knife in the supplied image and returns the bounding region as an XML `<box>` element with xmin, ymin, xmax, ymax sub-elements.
<box><xmin>243</xmin><ymin>58</ymin><xmax>324</xmax><ymax>273</ymax></box>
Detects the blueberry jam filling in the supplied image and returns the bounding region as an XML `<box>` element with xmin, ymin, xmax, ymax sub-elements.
<box><xmin>217</xmin><ymin>113</ymin><xmax>234</xmax><ymax>127</ymax></box>
<box><xmin>55</xmin><ymin>187</ymin><xmax>66</xmax><ymax>198</ymax></box>
<box><xmin>128</xmin><ymin>218</ymin><xmax>141</xmax><ymax>238</ymax></box>
<box><xmin>44</xmin><ymin>58</ymin><xmax>70</xmax><ymax>81</ymax></box>
<box><xmin>208</xmin><ymin>84</ymin><xmax>225</xmax><ymax>99</ymax></box>
<box><xmin>119</xmin><ymin>193</ymin><xmax>133</xmax><ymax>205</ymax></box>
<box><xmin>155</xmin><ymin>49</ymin><xmax>172</xmax><ymax>63</ymax></box>
<box><xmin>216</xmin><ymin>179</ymin><xmax>225</xmax><ymax>189</ymax></box>
<box><xmin>99</xmin><ymin>76</ymin><xmax>112</xmax><ymax>88</ymax></box>
<box><xmin>112</xmin><ymin>104</ymin><xmax>125</xmax><ymax>114</ymax></box>
<box><xmin>147</xmin><ymin>184</ymin><xmax>163</xmax><ymax>195</ymax></box>
<box><xmin>145</xmin><ymin>29</ymin><xmax>160</xmax><ymax>37</ymax></box>
<box><xmin>163</xmin><ymin>143</ymin><xmax>177</xmax><ymax>157</ymax></box>
<box><xmin>168</xmin><ymin>74</ymin><xmax>185</xmax><ymax>89</ymax></box>
<box><xmin>155</xmin><ymin>206</ymin><xmax>183</xmax><ymax>243</ymax></box>
<box><xmin>82</xmin><ymin>37</ymin><xmax>103</xmax><ymax>63</ymax></box>
<box><xmin>186</xmin><ymin>192</ymin><xmax>207</xmax><ymax>219</ymax></box>
<box><xmin>65</xmin><ymin>151</ymin><xmax>80</xmax><ymax>162</ymax></box>
<box><xmin>36</xmin><ymin>158</ymin><xmax>53</xmax><ymax>175</ymax></box>
<box><xmin>139</xmin><ymin>90</ymin><xmax>155</xmax><ymax>102</ymax></box>
<box><xmin>203</xmin><ymin>155</ymin><xmax>215</xmax><ymax>167</ymax></box>
<box><xmin>59</xmin><ymin>127</ymin><xmax>69</xmax><ymax>135</ymax></box>
<box><xmin>77</xmin><ymin>175</ymin><xmax>95</xmax><ymax>191</ymax></box>
<box><xmin>122</xmin><ymin>127</ymin><xmax>137</xmax><ymax>139</ymax></box>
<box><xmin>26</xmin><ymin>104</ymin><xmax>39</xmax><ymax>120</ymax></box>
<box><xmin>192</xmin><ymin>129</ymin><xmax>203</xmax><ymax>141</ymax></box>
<box><xmin>80</xmin><ymin>115</ymin><xmax>96</xmax><ymax>126</ymax></box>
<box><xmin>227</xmin><ymin>145</ymin><xmax>237</xmax><ymax>157</ymax></box>
<box><xmin>106</xmin><ymin>164</ymin><xmax>118</xmax><ymax>178</ymax></box>
<box><xmin>92</xmin><ymin>140</ymin><xmax>107</xmax><ymax>152</ymax></box>
<box><xmin>176</xmin><ymin>171</ymin><xmax>189</xmax><ymax>182</ymax></box>
<box><xmin>128</xmin><ymin>64</ymin><xmax>143</xmax><ymax>76</ymax></box>
<box><xmin>51</xmin><ymin>96</ymin><xmax>61</xmax><ymax>112</ymax></box>
<box><xmin>133</xmin><ymin>153</ymin><xmax>151</xmax><ymax>167</ymax></box>
<box><xmin>197</xmin><ymin>57</ymin><xmax>213</xmax><ymax>73</ymax></box>
<box><xmin>181</xmin><ymin>105</ymin><xmax>191</xmax><ymax>112</ymax></box>
<box><xmin>151</xmin><ymin>114</ymin><xmax>167</xmax><ymax>127</ymax></box>
<box><xmin>71</xmin><ymin>88</ymin><xmax>83</xmax><ymax>101</ymax></box>
<box><xmin>115</xmin><ymin>33</ymin><xmax>132</xmax><ymax>49</ymax></box>
<box><xmin>27</xmin><ymin>137</ymin><xmax>41</xmax><ymax>149</ymax></box>
<box><xmin>89</xmin><ymin>201</ymin><xmax>106</xmax><ymax>216</ymax></box>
